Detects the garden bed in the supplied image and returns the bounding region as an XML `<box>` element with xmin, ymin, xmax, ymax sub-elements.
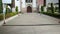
<box><xmin>41</xmin><ymin>12</ymin><xmax>60</xmax><ymax>19</ymax></box>
<box><xmin>0</xmin><ymin>12</ymin><xmax>17</xmax><ymax>21</ymax></box>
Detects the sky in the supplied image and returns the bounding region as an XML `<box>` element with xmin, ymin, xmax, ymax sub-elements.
<box><xmin>38</xmin><ymin>0</ymin><xmax>59</xmax><ymax>5</ymax></box>
<box><xmin>37</xmin><ymin>0</ymin><xmax>44</xmax><ymax>5</ymax></box>
<box><xmin>2</xmin><ymin>0</ymin><xmax>12</xmax><ymax>4</ymax></box>
<box><xmin>46</xmin><ymin>0</ymin><xmax>59</xmax><ymax>3</ymax></box>
<box><xmin>2</xmin><ymin>0</ymin><xmax>59</xmax><ymax>4</ymax></box>
<box><xmin>46</xmin><ymin>0</ymin><xmax>59</xmax><ymax>5</ymax></box>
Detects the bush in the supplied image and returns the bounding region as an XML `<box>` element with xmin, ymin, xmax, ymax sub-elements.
<box><xmin>47</xmin><ymin>7</ymin><xmax>52</xmax><ymax>13</ymax></box>
<box><xmin>41</xmin><ymin>11</ymin><xmax>60</xmax><ymax>18</ymax></box>
<box><xmin>5</xmin><ymin>13</ymin><xmax>11</xmax><ymax>18</ymax></box>
<box><xmin>0</xmin><ymin>0</ymin><xmax>3</xmax><ymax>13</ymax></box>
<box><xmin>55</xmin><ymin>7</ymin><xmax>59</xmax><ymax>12</ymax></box>
<box><xmin>10</xmin><ymin>12</ymin><xmax>17</xmax><ymax>16</ymax></box>
<box><xmin>47</xmin><ymin>3</ymin><xmax>55</xmax><ymax>13</ymax></box>
<box><xmin>5</xmin><ymin>12</ymin><xmax>17</xmax><ymax>19</ymax></box>
<box><xmin>0</xmin><ymin>14</ymin><xmax>3</xmax><ymax>21</ymax></box>
<box><xmin>0</xmin><ymin>12</ymin><xmax>17</xmax><ymax>21</ymax></box>
<box><xmin>15</xmin><ymin>6</ymin><xmax>18</xmax><ymax>14</ymax></box>
<box><xmin>51</xmin><ymin>3</ymin><xmax>54</xmax><ymax>13</ymax></box>
<box><xmin>41</xmin><ymin>6</ymin><xmax>44</xmax><ymax>12</ymax></box>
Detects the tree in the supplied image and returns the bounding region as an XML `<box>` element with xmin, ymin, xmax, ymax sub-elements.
<box><xmin>15</xmin><ymin>6</ymin><xmax>18</xmax><ymax>14</ymax></box>
<box><xmin>59</xmin><ymin>0</ymin><xmax>60</xmax><ymax>13</ymax></box>
<box><xmin>41</xmin><ymin>6</ymin><xmax>44</xmax><ymax>12</ymax></box>
<box><xmin>51</xmin><ymin>3</ymin><xmax>54</xmax><ymax>13</ymax></box>
<box><xmin>0</xmin><ymin>0</ymin><xmax>3</xmax><ymax>13</ymax></box>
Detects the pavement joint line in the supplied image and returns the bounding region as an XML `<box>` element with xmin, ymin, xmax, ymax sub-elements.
<box><xmin>3</xmin><ymin>24</ymin><xmax>60</xmax><ymax>26</ymax></box>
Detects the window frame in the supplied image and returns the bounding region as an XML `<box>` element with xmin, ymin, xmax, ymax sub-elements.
<box><xmin>26</xmin><ymin>0</ymin><xmax>32</xmax><ymax>3</ymax></box>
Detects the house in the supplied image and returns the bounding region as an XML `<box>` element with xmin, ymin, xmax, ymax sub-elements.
<box><xmin>0</xmin><ymin>0</ymin><xmax>59</xmax><ymax>13</ymax></box>
<box><xmin>12</xmin><ymin>0</ymin><xmax>37</xmax><ymax>13</ymax></box>
<box><xmin>11</xmin><ymin>0</ymin><xmax>46</xmax><ymax>13</ymax></box>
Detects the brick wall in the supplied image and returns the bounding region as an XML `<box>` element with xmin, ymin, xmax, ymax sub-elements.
<box><xmin>37</xmin><ymin>0</ymin><xmax>44</xmax><ymax>5</ymax></box>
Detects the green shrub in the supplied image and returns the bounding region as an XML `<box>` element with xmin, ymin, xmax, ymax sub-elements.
<box><xmin>47</xmin><ymin>7</ymin><xmax>52</xmax><ymax>13</ymax></box>
<box><xmin>0</xmin><ymin>12</ymin><xmax>17</xmax><ymax>21</ymax></box>
<box><xmin>10</xmin><ymin>13</ymin><xmax>15</xmax><ymax>16</ymax></box>
<box><xmin>41</xmin><ymin>6</ymin><xmax>44</xmax><ymax>12</ymax></box>
<box><xmin>10</xmin><ymin>12</ymin><xmax>17</xmax><ymax>16</ymax></box>
<box><xmin>41</xmin><ymin>11</ymin><xmax>60</xmax><ymax>18</ymax></box>
<box><xmin>47</xmin><ymin>3</ymin><xmax>55</xmax><ymax>13</ymax></box>
<box><xmin>0</xmin><ymin>14</ymin><xmax>3</xmax><ymax>21</ymax></box>
<box><xmin>15</xmin><ymin>6</ymin><xmax>18</xmax><ymax>14</ymax></box>
<box><xmin>51</xmin><ymin>3</ymin><xmax>54</xmax><ymax>13</ymax></box>
<box><xmin>0</xmin><ymin>0</ymin><xmax>3</xmax><ymax>13</ymax></box>
<box><xmin>55</xmin><ymin>7</ymin><xmax>59</xmax><ymax>12</ymax></box>
<box><xmin>5</xmin><ymin>13</ymin><xmax>11</xmax><ymax>18</ymax></box>
<box><xmin>5</xmin><ymin>12</ymin><xmax>17</xmax><ymax>19</ymax></box>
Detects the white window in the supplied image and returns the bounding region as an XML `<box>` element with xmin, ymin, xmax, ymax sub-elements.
<box><xmin>17</xmin><ymin>0</ymin><xmax>19</xmax><ymax>1</ymax></box>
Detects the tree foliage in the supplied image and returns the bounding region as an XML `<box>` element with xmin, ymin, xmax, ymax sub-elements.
<box><xmin>41</xmin><ymin>6</ymin><xmax>44</xmax><ymax>12</ymax></box>
<box><xmin>0</xmin><ymin>0</ymin><xmax>3</xmax><ymax>13</ymax></box>
<box><xmin>51</xmin><ymin>3</ymin><xmax>54</xmax><ymax>13</ymax></box>
<box><xmin>15</xmin><ymin>6</ymin><xmax>18</xmax><ymax>14</ymax></box>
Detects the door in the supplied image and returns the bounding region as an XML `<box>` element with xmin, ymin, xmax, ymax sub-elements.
<box><xmin>27</xmin><ymin>6</ymin><xmax>32</xmax><ymax>13</ymax></box>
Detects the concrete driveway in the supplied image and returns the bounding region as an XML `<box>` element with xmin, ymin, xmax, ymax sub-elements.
<box><xmin>4</xmin><ymin>13</ymin><xmax>59</xmax><ymax>25</ymax></box>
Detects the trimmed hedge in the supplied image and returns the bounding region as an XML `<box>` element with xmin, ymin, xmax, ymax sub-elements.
<box><xmin>41</xmin><ymin>12</ymin><xmax>60</xmax><ymax>19</ymax></box>
<box><xmin>0</xmin><ymin>12</ymin><xmax>17</xmax><ymax>21</ymax></box>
